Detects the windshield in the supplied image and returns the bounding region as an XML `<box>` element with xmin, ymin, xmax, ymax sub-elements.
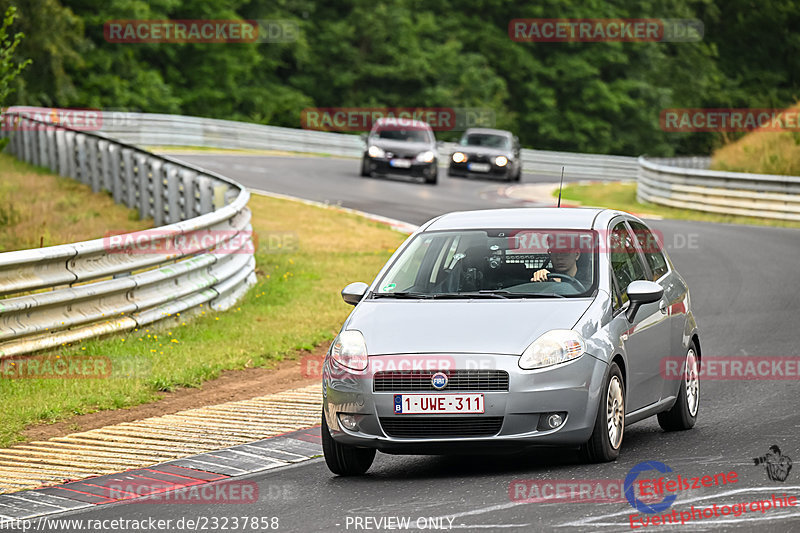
<box><xmin>375</xmin><ymin>127</ymin><xmax>431</xmax><ymax>143</ymax></box>
<box><xmin>460</xmin><ymin>133</ymin><xmax>511</xmax><ymax>149</ymax></box>
<box><xmin>373</xmin><ymin>229</ymin><xmax>597</xmax><ymax>299</ymax></box>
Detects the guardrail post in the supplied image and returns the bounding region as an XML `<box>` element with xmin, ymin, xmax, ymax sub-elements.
<box><xmin>150</xmin><ymin>159</ymin><xmax>165</xmax><ymax>226</ymax></box>
<box><xmin>75</xmin><ymin>134</ymin><xmax>88</xmax><ymax>185</ymax></box>
<box><xmin>46</xmin><ymin>129</ymin><xmax>58</xmax><ymax>173</ymax></box>
<box><xmin>135</xmin><ymin>152</ymin><xmax>151</xmax><ymax>220</ymax></box>
<box><xmin>97</xmin><ymin>140</ymin><xmax>110</xmax><ymax>192</ymax></box>
<box><xmin>179</xmin><ymin>168</ymin><xmax>197</xmax><ymax>220</ymax></box>
<box><xmin>120</xmin><ymin>148</ymin><xmax>136</xmax><ymax>209</ymax></box>
<box><xmin>37</xmin><ymin>127</ymin><xmax>47</xmax><ymax>167</ymax></box>
<box><xmin>198</xmin><ymin>176</ymin><xmax>213</xmax><ymax>214</ymax></box>
<box><xmin>86</xmin><ymin>137</ymin><xmax>100</xmax><ymax>192</ymax></box>
<box><xmin>108</xmin><ymin>144</ymin><xmax>122</xmax><ymax>203</ymax></box>
<box><xmin>164</xmin><ymin>163</ymin><xmax>180</xmax><ymax>224</ymax></box>
<box><xmin>55</xmin><ymin>129</ymin><xmax>68</xmax><ymax>176</ymax></box>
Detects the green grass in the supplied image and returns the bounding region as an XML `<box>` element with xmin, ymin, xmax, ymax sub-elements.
<box><xmin>0</xmin><ymin>192</ymin><xmax>407</xmax><ymax>447</ymax></box>
<box><xmin>710</xmin><ymin>102</ymin><xmax>800</xmax><ymax>176</ymax></box>
<box><xmin>0</xmin><ymin>153</ymin><xmax>149</xmax><ymax>252</ymax></box>
<box><xmin>557</xmin><ymin>181</ymin><xmax>800</xmax><ymax>228</ymax></box>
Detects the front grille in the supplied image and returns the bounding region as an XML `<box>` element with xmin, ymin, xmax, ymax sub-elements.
<box><xmin>373</xmin><ymin>369</ymin><xmax>509</xmax><ymax>392</ymax></box>
<box><xmin>380</xmin><ymin>416</ymin><xmax>503</xmax><ymax>438</ymax></box>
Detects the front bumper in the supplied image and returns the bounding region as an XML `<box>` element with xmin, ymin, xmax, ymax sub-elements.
<box><xmin>323</xmin><ymin>352</ymin><xmax>608</xmax><ymax>453</ymax></box>
<box><xmin>367</xmin><ymin>157</ymin><xmax>436</xmax><ymax>178</ymax></box>
<box><xmin>448</xmin><ymin>162</ymin><xmax>511</xmax><ymax>179</ymax></box>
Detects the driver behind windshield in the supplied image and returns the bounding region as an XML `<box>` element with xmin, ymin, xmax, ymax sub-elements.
<box><xmin>530</xmin><ymin>234</ymin><xmax>589</xmax><ymax>286</ymax></box>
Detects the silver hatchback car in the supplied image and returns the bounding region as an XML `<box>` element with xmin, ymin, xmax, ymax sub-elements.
<box><xmin>322</xmin><ymin>208</ymin><xmax>700</xmax><ymax>475</ymax></box>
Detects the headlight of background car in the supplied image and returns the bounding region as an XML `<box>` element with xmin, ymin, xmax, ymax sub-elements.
<box><xmin>368</xmin><ymin>145</ymin><xmax>385</xmax><ymax>158</ymax></box>
<box><xmin>416</xmin><ymin>150</ymin><xmax>435</xmax><ymax>163</ymax></box>
<box><xmin>519</xmin><ymin>330</ymin><xmax>585</xmax><ymax>369</ymax></box>
<box><xmin>494</xmin><ymin>155</ymin><xmax>508</xmax><ymax>167</ymax></box>
<box><xmin>331</xmin><ymin>330</ymin><xmax>368</xmax><ymax>371</ymax></box>
<box><xmin>452</xmin><ymin>152</ymin><xmax>466</xmax><ymax>163</ymax></box>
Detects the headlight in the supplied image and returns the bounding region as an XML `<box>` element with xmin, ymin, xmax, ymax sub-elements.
<box><xmin>368</xmin><ymin>145</ymin><xmax>385</xmax><ymax>158</ymax></box>
<box><xmin>519</xmin><ymin>330</ymin><xmax>585</xmax><ymax>369</ymax></box>
<box><xmin>495</xmin><ymin>155</ymin><xmax>509</xmax><ymax>167</ymax></box>
<box><xmin>452</xmin><ymin>152</ymin><xmax>467</xmax><ymax>163</ymax></box>
<box><xmin>331</xmin><ymin>330</ymin><xmax>368</xmax><ymax>371</ymax></box>
<box><xmin>416</xmin><ymin>150</ymin><xmax>435</xmax><ymax>163</ymax></box>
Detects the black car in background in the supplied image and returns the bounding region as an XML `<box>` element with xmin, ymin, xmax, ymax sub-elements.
<box><xmin>449</xmin><ymin>128</ymin><xmax>522</xmax><ymax>181</ymax></box>
<box><xmin>360</xmin><ymin>118</ymin><xmax>438</xmax><ymax>185</ymax></box>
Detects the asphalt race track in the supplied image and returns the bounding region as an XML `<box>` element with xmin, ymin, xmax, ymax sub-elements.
<box><xmin>41</xmin><ymin>154</ymin><xmax>800</xmax><ymax>532</ymax></box>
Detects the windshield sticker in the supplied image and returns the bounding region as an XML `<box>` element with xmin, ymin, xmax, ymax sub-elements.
<box><xmin>381</xmin><ymin>283</ymin><xmax>397</xmax><ymax>292</ymax></box>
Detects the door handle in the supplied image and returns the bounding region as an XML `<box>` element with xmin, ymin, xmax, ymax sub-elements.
<box><xmin>659</xmin><ymin>301</ymin><xmax>668</xmax><ymax>314</ymax></box>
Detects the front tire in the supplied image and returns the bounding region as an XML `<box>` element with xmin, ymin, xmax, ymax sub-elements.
<box><xmin>425</xmin><ymin>165</ymin><xmax>438</xmax><ymax>185</ymax></box>
<box><xmin>360</xmin><ymin>157</ymin><xmax>372</xmax><ymax>177</ymax></box>
<box><xmin>321</xmin><ymin>413</ymin><xmax>375</xmax><ymax>476</ymax></box>
<box><xmin>657</xmin><ymin>345</ymin><xmax>699</xmax><ymax>431</ymax></box>
<box><xmin>582</xmin><ymin>363</ymin><xmax>625</xmax><ymax>463</ymax></box>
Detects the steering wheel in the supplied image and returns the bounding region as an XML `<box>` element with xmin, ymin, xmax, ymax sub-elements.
<box><xmin>546</xmin><ymin>272</ymin><xmax>586</xmax><ymax>291</ymax></box>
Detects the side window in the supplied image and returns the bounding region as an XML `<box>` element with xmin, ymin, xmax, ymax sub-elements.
<box><xmin>609</xmin><ymin>222</ymin><xmax>647</xmax><ymax>306</ymax></box>
<box><xmin>628</xmin><ymin>221</ymin><xmax>669</xmax><ymax>281</ymax></box>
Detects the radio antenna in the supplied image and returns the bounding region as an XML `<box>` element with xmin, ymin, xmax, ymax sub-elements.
<box><xmin>557</xmin><ymin>166</ymin><xmax>565</xmax><ymax>208</ymax></box>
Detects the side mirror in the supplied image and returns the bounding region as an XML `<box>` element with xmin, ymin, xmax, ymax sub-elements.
<box><xmin>342</xmin><ymin>282</ymin><xmax>369</xmax><ymax>306</ymax></box>
<box><xmin>625</xmin><ymin>280</ymin><xmax>664</xmax><ymax>322</ymax></box>
<box><xmin>360</xmin><ymin>133</ymin><xmax>368</xmax><ymax>144</ymax></box>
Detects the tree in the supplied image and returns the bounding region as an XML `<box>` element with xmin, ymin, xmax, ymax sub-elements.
<box><xmin>0</xmin><ymin>5</ymin><xmax>30</xmax><ymax>149</ymax></box>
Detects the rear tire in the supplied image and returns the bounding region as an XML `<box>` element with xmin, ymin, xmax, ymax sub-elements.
<box><xmin>321</xmin><ymin>413</ymin><xmax>375</xmax><ymax>476</ymax></box>
<box><xmin>582</xmin><ymin>363</ymin><xmax>624</xmax><ymax>463</ymax></box>
<box><xmin>657</xmin><ymin>344</ymin><xmax>699</xmax><ymax>431</ymax></box>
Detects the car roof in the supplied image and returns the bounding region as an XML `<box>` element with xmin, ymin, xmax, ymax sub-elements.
<box><xmin>423</xmin><ymin>207</ymin><xmax>622</xmax><ymax>231</ymax></box>
<box><xmin>463</xmin><ymin>128</ymin><xmax>513</xmax><ymax>137</ymax></box>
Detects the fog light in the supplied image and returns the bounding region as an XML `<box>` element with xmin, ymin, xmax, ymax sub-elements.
<box><xmin>338</xmin><ymin>413</ymin><xmax>359</xmax><ymax>431</ymax></box>
<box><xmin>547</xmin><ymin>413</ymin><xmax>564</xmax><ymax>429</ymax></box>
<box><xmin>537</xmin><ymin>412</ymin><xmax>566</xmax><ymax>431</ymax></box>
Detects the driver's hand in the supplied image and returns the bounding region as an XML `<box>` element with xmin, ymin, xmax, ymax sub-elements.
<box><xmin>531</xmin><ymin>269</ymin><xmax>550</xmax><ymax>282</ymax></box>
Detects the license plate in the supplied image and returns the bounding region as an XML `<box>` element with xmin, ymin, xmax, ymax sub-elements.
<box><xmin>393</xmin><ymin>394</ymin><xmax>484</xmax><ymax>414</ymax></box>
<box><xmin>390</xmin><ymin>158</ymin><xmax>411</xmax><ymax>168</ymax></box>
<box><xmin>468</xmin><ymin>162</ymin><xmax>491</xmax><ymax>172</ymax></box>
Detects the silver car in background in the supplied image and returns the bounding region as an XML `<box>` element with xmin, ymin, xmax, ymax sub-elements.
<box><xmin>322</xmin><ymin>208</ymin><xmax>701</xmax><ymax>475</ymax></box>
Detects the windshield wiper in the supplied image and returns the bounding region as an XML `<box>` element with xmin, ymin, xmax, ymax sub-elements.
<box><xmin>507</xmin><ymin>292</ymin><xmax>566</xmax><ymax>299</ymax></box>
<box><xmin>432</xmin><ymin>291</ymin><xmax>510</xmax><ymax>299</ymax></box>
<box><xmin>372</xmin><ymin>291</ymin><xmax>435</xmax><ymax>299</ymax></box>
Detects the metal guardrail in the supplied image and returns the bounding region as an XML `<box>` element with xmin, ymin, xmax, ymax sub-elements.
<box><xmin>638</xmin><ymin>156</ymin><xmax>800</xmax><ymax>221</ymax></box>
<box><xmin>0</xmin><ymin>108</ymin><xmax>257</xmax><ymax>358</ymax></box>
<box><xmin>94</xmin><ymin>111</ymin><xmax>639</xmax><ymax>181</ymax></box>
